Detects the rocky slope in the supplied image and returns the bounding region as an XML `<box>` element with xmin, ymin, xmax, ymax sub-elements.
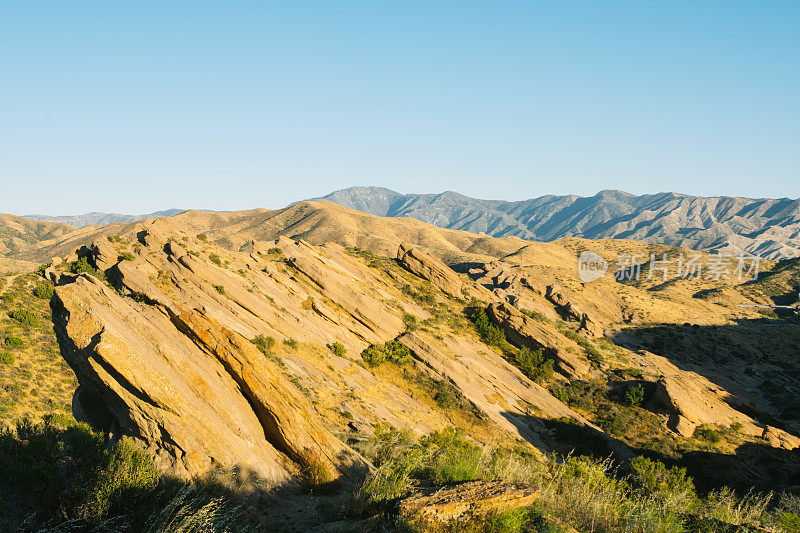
<box><xmin>31</xmin><ymin>207</ymin><xmax>798</xmax><ymax>498</ymax></box>
<box><xmin>315</xmin><ymin>186</ymin><xmax>800</xmax><ymax>259</ymax></box>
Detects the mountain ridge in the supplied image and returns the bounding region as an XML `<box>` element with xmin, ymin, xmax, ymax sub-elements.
<box><xmin>313</xmin><ymin>187</ymin><xmax>800</xmax><ymax>259</ymax></box>
<box><xmin>23</xmin><ymin>209</ymin><xmax>185</xmax><ymax>228</ymax></box>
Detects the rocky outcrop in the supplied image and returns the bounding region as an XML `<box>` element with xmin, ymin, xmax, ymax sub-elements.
<box><xmin>53</xmin><ymin>274</ymin><xmax>370</xmax><ymax>483</ymax></box>
<box><xmin>399</xmin><ymin>331</ymin><xmax>593</xmax><ymax>452</ymax></box>
<box><xmin>397</xmin><ymin>242</ymin><xmax>463</xmax><ymax>298</ymax></box>
<box><xmin>631</xmin><ymin>350</ymin><xmax>800</xmax><ymax>449</ymax></box>
<box><xmin>544</xmin><ymin>284</ymin><xmax>602</xmax><ymax>337</ymax></box>
<box><xmin>486</xmin><ymin>302</ymin><xmax>592</xmax><ymax>379</ymax></box>
<box><xmin>398</xmin><ymin>481</ymin><xmax>539</xmax><ymax>527</ymax></box>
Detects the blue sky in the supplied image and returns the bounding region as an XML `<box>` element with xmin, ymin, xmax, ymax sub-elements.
<box><xmin>1</xmin><ymin>1</ymin><xmax>798</xmax><ymax>215</ymax></box>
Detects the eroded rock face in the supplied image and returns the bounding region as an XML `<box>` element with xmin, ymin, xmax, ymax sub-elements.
<box><xmin>397</xmin><ymin>242</ymin><xmax>463</xmax><ymax>298</ymax></box>
<box><xmin>53</xmin><ymin>274</ymin><xmax>370</xmax><ymax>483</ymax></box>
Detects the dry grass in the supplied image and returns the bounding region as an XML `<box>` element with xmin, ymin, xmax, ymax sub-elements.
<box><xmin>0</xmin><ymin>272</ymin><xmax>77</xmax><ymax>427</ymax></box>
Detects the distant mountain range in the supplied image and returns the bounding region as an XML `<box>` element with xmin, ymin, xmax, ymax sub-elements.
<box><xmin>314</xmin><ymin>187</ymin><xmax>800</xmax><ymax>259</ymax></box>
<box><xmin>23</xmin><ymin>209</ymin><xmax>185</xmax><ymax>228</ymax></box>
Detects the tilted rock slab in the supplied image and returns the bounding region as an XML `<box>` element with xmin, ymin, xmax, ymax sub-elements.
<box><xmin>397</xmin><ymin>242</ymin><xmax>463</xmax><ymax>298</ymax></box>
<box><xmin>53</xmin><ymin>274</ymin><xmax>370</xmax><ymax>483</ymax></box>
<box><xmin>632</xmin><ymin>350</ymin><xmax>800</xmax><ymax>449</ymax></box>
<box><xmin>486</xmin><ymin>302</ymin><xmax>593</xmax><ymax>379</ymax></box>
<box><xmin>399</xmin><ymin>331</ymin><xmax>606</xmax><ymax>453</ymax></box>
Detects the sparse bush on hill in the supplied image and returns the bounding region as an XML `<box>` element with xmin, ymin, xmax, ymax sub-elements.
<box><xmin>284</xmin><ymin>337</ymin><xmax>299</xmax><ymax>349</ymax></box>
<box><xmin>252</xmin><ymin>334</ymin><xmax>276</xmax><ymax>356</ymax></box>
<box><xmin>209</xmin><ymin>253</ymin><xmax>222</xmax><ymax>265</ymax></box>
<box><xmin>521</xmin><ymin>308</ymin><xmax>549</xmax><ymax>323</ymax></box>
<box><xmin>11</xmin><ymin>308</ymin><xmax>38</xmax><ymax>327</ymax></box>
<box><xmin>71</xmin><ymin>257</ymin><xmax>100</xmax><ymax>277</ymax></box>
<box><xmin>33</xmin><ymin>282</ymin><xmax>54</xmax><ymax>300</ymax></box>
<box><xmin>213</xmin><ymin>284</ymin><xmax>225</xmax><ymax>295</ymax></box>
<box><xmin>694</xmin><ymin>424</ymin><xmax>723</xmax><ymax>444</ymax></box>
<box><xmin>4</xmin><ymin>335</ymin><xmax>23</xmax><ymax>347</ymax></box>
<box><xmin>625</xmin><ymin>383</ymin><xmax>646</xmax><ymax>407</ymax></box>
<box><xmin>361</xmin><ymin>340</ymin><xmax>411</xmax><ymax>367</ymax></box>
<box><xmin>402</xmin><ymin>312</ymin><xmax>418</xmax><ymax>330</ymax></box>
<box><xmin>630</xmin><ymin>455</ymin><xmax>698</xmax><ymax>512</ymax></box>
<box><xmin>0</xmin><ymin>420</ymin><xmax>158</xmax><ymax>528</ymax></box>
<box><xmin>197</xmin><ymin>233</ymin><xmax>208</xmax><ymax>242</ymax></box>
<box><xmin>402</xmin><ymin>283</ymin><xmax>436</xmax><ymax>305</ymax></box>
<box><xmin>353</xmin><ymin>425</ymin><xmax>782</xmax><ymax>531</ymax></box>
<box><xmin>514</xmin><ymin>346</ymin><xmax>554</xmax><ymax>383</ymax></box>
<box><xmin>329</xmin><ymin>341</ymin><xmax>346</xmax><ymax>356</ymax></box>
<box><xmin>471</xmin><ymin>307</ymin><xmax>506</xmax><ymax>348</ymax></box>
<box><xmin>118</xmin><ymin>252</ymin><xmax>135</xmax><ymax>261</ymax></box>
<box><xmin>0</xmin><ymin>351</ymin><xmax>14</xmax><ymax>365</ymax></box>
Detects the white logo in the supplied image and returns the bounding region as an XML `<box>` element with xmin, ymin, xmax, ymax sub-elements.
<box><xmin>578</xmin><ymin>251</ymin><xmax>608</xmax><ymax>283</ymax></box>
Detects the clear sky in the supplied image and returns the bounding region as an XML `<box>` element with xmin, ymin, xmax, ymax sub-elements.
<box><xmin>1</xmin><ymin>1</ymin><xmax>798</xmax><ymax>215</ymax></box>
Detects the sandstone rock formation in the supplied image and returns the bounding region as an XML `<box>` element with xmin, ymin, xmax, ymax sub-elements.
<box><xmin>399</xmin><ymin>331</ymin><xmax>592</xmax><ymax>452</ymax></box>
<box><xmin>53</xmin><ymin>274</ymin><xmax>370</xmax><ymax>482</ymax></box>
<box><xmin>397</xmin><ymin>242</ymin><xmax>463</xmax><ymax>298</ymax></box>
<box><xmin>486</xmin><ymin>302</ymin><xmax>592</xmax><ymax>379</ymax></box>
<box><xmin>398</xmin><ymin>480</ymin><xmax>540</xmax><ymax>527</ymax></box>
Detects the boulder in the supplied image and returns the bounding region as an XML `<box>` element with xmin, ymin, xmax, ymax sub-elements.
<box><xmin>398</xmin><ymin>480</ymin><xmax>540</xmax><ymax>527</ymax></box>
<box><xmin>397</xmin><ymin>242</ymin><xmax>463</xmax><ymax>298</ymax></box>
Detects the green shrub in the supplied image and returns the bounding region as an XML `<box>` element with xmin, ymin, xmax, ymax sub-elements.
<box><xmin>385</xmin><ymin>341</ymin><xmax>411</xmax><ymax>365</ymax></box>
<box><xmin>2</xmin><ymin>293</ymin><xmax>14</xmax><ymax>303</ymax></box>
<box><xmin>521</xmin><ymin>309</ymin><xmax>549</xmax><ymax>322</ymax></box>
<box><xmin>777</xmin><ymin>511</ymin><xmax>800</xmax><ymax>532</ymax></box>
<box><xmin>484</xmin><ymin>508</ymin><xmax>529</xmax><ymax>533</ymax></box>
<box><xmin>267</xmin><ymin>247</ymin><xmax>282</xmax><ymax>256</ymax></box>
<box><xmin>33</xmin><ymin>282</ymin><xmax>54</xmax><ymax>300</ymax></box>
<box><xmin>197</xmin><ymin>233</ymin><xmax>208</xmax><ymax>242</ymax></box>
<box><xmin>630</xmin><ymin>456</ymin><xmax>697</xmax><ymax>511</ymax></box>
<box><xmin>11</xmin><ymin>308</ymin><xmax>39</xmax><ymax>327</ymax></box>
<box><xmin>82</xmin><ymin>438</ymin><xmax>159</xmax><ymax>521</ymax></box>
<box><xmin>361</xmin><ymin>344</ymin><xmax>387</xmax><ymax>367</ymax></box>
<box><xmin>252</xmin><ymin>334</ymin><xmax>276</xmax><ymax>356</ymax></box>
<box><xmin>402</xmin><ymin>312</ymin><xmax>418</xmax><ymax>330</ymax></box>
<box><xmin>694</xmin><ymin>425</ymin><xmax>722</xmax><ymax>444</ymax></box>
<box><xmin>401</xmin><ymin>284</ymin><xmax>436</xmax><ymax>305</ymax></box>
<box><xmin>360</xmin><ymin>340</ymin><xmax>412</xmax><ymax>367</ymax></box>
<box><xmin>213</xmin><ymin>284</ymin><xmax>225</xmax><ymax>295</ymax></box>
<box><xmin>625</xmin><ymin>383</ymin><xmax>645</xmax><ymax>407</ymax></box>
<box><xmin>4</xmin><ymin>335</ymin><xmax>23</xmax><ymax>347</ymax></box>
<box><xmin>71</xmin><ymin>257</ymin><xmax>99</xmax><ymax>276</ymax></box>
<box><xmin>433</xmin><ymin>383</ymin><xmax>458</xmax><ymax>409</ymax></box>
<box><xmin>329</xmin><ymin>341</ymin><xmax>346</xmax><ymax>357</ymax></box>
<box><xmin>423</xmin><ymin>427</ymin><xmax>484</xmax><ymax>484</ymax></box>
<box><xmin>284</xmin><ymin>337</ymin><xmax>299</xmax><ymax>349</ymax></box>
<box><xmin>471</xmin><ymin>308</ymin><xmax>506</xmax><ymax>348</ymax></box>
<box><xmin>0</xmin><ymin>420</ymin><xmax>159</xmax><ymax>526</ymax></box>
<box><xmin>0</xmin><ymin>351</ymin><xmax>14</xmax><ymax>365</ymax></box>
<box><xmin>208</xmin><ymin>253</ymin><xmax>222</xmax><ymax>266</ymax></box>
<box><xmin>515</xmin><ymin>346</ymin><xmax>554</xmax><ymax>382</ymax></box>
<box><xmin>117</xmin><ymin>252</ymin><xmax>135</xmax><ymax>261</ymax></box>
